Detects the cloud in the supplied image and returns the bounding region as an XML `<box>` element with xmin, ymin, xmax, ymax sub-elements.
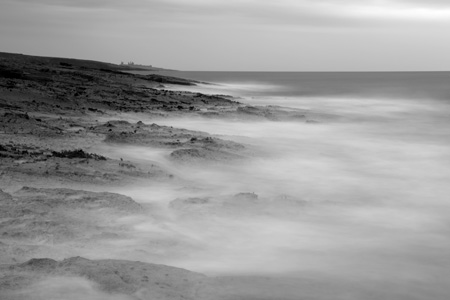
<box><xmin>14</xmin><ymin>0</ymin><xmax>118</xmax><ymax>8</ymax></box>
<box><xmin>1</xmin><ymin>0</ymin><xmax>449</xmax><ymax>70</ymax></box>
<box><xmin>396</xmin><ymin>0</ymin><xmax>450</xmax><ymax>7</ymax></box>
<box><xmin>9</xmin><ymin>0</ymin><xmax>450</xmax><ymax>26</ymax></box>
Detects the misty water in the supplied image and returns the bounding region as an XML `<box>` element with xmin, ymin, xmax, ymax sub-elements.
<box><xmin>105</xmin><ymin>72</ymin><xmax>450</xmax><ymax>298</ymax></box>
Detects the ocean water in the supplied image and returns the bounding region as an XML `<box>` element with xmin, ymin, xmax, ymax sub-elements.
<box><xmin>136</xmin><ymin>70</ymin><xmax>450</xmax><ymax>99</ymax></box>
<box><xmin>113</xmin><ymin>71</ymin><xmax>450</xmax><ymax>299</ymax></box>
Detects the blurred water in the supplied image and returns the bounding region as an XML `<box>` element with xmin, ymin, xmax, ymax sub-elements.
<box><xmin>109</xmin><ymin>71</ymin><xmax>450</xmax><ymax>298</ymax></box>
<box><xmin>134</xmin><ymin>70</ymin><xmax>450</xmax><ymax>100</ymax></box>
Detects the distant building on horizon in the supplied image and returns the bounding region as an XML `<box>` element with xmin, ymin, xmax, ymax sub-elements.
<box><xmin>120</xmin><ymin>61</ymin><xmax>152</xmax><ymax>67</ymax></box>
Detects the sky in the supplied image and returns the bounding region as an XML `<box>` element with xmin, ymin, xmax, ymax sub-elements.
<box><xmin>0</xmin><ymin>0</ymin><xmax>449</xmax><ymax>71</ymax></box>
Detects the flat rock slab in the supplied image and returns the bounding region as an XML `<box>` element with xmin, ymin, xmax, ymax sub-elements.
<box><xmin>0</xmin><ymin>188</ymin><xmax>146</xmax><ymax>263</ymax></box>
<box><xmin>0</xmin><ymin>256</ymin><xmax>206</xmax><ymax>300</ymax></box>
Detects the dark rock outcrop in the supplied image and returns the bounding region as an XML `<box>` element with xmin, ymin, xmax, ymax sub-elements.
<box><xmin>0</xmin><ymin>143</ymin><xmax>169</xmax><ymax>185</ymax></box>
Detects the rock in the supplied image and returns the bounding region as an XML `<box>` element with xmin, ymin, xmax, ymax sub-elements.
<box><xmin>169</xmin><ymin>192</ymin><xmax>307</xmax><ymax>218</ymax></box>
<box><xmin>0</xmin><ymin>189</ymin><xmax>13</xmax><ymax>203</ymax></box>
<box><xmin>0</xmin><ymin>188</ymin><xmax>144</xmax><ymax>249</ymax></box>
<box><xmin>234</xmin><ymin>192</ymin><xmax>258</xmax><ymax>201</ymax></box>
<box><xmin>14</xmin><ymin>186</ymin><xmax>143</xmax><ymax>212</ymax></box>
<box><xmin>169</xmin><ymin>197</ymin><xmax>213</xmax><ymax>212</ymax></box>
<box><xmin>0</xmin><ymin>143</ymin><xmax>168</xmax><ymax>185</ymax></box>
<box><xmin>0</xmin><ymin>257</ymin><xmax>207</xmax><ymax>300</ymax></box>
<box><xmin>17</xmin><ymin>258</ymin><xmax>59</xmax><ymax>271</ymax></box>
<box><xmin>170</xmin><ymin>148</ymin><xmax>243</xmax><ymax>162</ymax></box>
<box><xmin>97</xmin><ymin>120</ymin><xmax>246</xmax><ymax>162</ymax></box>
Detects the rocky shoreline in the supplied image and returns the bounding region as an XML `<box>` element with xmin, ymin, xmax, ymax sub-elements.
<box><xmin>0</xmin><ymin>52</ymin><xmax>323</xmax><ymax>299</ymax></box>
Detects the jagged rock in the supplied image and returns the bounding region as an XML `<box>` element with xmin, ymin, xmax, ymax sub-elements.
<box><xmin>96</xmin><ymin>120</ymin><xmax>246</xmax><ymax>162</ymax></box>
<box><xmin>0</xmin><ymin>143</ymin><xmax>168</xmax><ymax>185</ymax></box>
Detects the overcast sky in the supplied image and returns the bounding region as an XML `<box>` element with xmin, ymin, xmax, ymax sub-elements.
<box><xmin>1</xmin><ymin>0</ymin><xmax>449</xmax><ymax>71</ymax></box>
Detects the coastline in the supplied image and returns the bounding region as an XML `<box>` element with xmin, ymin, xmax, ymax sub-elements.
<box><xmin>1</xmin><ymin>52</ymin><xmax>450</xmax><ymax>300</ymax></box>
<box><xmin>0</xmin><ymin>52</ymin><xmax>320</xmax><ymax>299</ymax></box>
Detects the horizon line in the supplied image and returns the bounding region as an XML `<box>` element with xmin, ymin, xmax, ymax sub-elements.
<box><xmin>3</xmin><ymin>51</ymin><xmax>450</xmax><ymax>73</ymax></box>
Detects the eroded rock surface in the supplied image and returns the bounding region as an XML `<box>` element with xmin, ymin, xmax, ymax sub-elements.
<box><xmin>0</xmin><ymin>188</ymin><xmax>145</xmax><ymax>263</ymax></box>
<box><xmin>96</xmin><ymin>120</ymin><xmax>247</xmax><ymax>162</ymax></box>
<box><xmin>0</xmin><ymin>256</ymin><xmax>207</xmax><ymax>300</ymax></box>
<box><xmin>0</xmin><ymin>143</ymin><xmax>169</xmax><ymax>189</ymax></box>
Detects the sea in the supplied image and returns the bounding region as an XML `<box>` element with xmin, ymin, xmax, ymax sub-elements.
<box><xmin>133</xmin><ymin>70</ymin><xmax>450</xmax><ymax>98</ymax></box>
<box><xmin>119</xmin><ymin>71</ymin><xmax>450</xmax><ymax>299</ymax></box>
